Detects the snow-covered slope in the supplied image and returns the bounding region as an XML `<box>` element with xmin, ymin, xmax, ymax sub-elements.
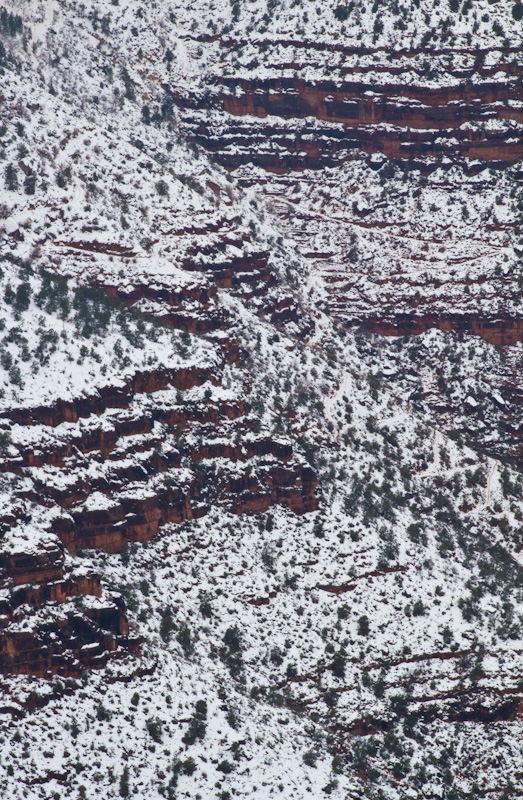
<box><xmin>1</xmin><ymin>2</ymin><xmax>523</xmax><ymax>800</ymax></box>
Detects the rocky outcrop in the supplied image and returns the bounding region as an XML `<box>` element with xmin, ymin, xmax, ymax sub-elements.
<box><xmin>173</xmin><ymin>71</ymin><xmax>523</xmax><ymax>170</ymax></box>
<box><xmin>167</xmin><ymin>44</ymin><xmax>523</xmax><ymax>483</ymax></box>
<box><xmin>0</xmin><ymin>538</ymin><xmax>135</xmax><ymax>677</ymax></box>
<box><xmin>354</xmin><ymin>314</ymin><xmax>523</xmax><ymax>347</ymax></box>
<box><xmin>0</xmin><ymin>600</ymin><xmax>134</xmax><ymax>678</ymax></box>
<box><xmin>50</xmin><ymin>459</ymin><xmax>317</xmax><ymax>554</ymax></box>
<box><xmin>0</xmin><ymin>354</ymin><xmax>318</xmax><ymax>675</ymax></box>
<box><xmin>2</xmin><ymin>365</ymin><xmax>216</xmax><ymax>428</ymax></box>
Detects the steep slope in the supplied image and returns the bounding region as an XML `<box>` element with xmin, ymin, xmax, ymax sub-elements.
<box><xmin>0</xmin><ymin>3</ymin><xmax>523</xmax><ymax>800</ymax></box>
<box><xmin>166</xmin><ymin>0</ymin><xmax>523</xmax><ymax>465</ymax></box>
<box><xmin>0</xmin><ymin>0</ymin><xmax>315</xmax><ymax>679</ymax></box>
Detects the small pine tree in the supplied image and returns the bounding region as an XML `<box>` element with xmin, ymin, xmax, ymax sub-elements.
<box><xmin>121</xmin><ymin>67</ymin><xmax>135</xmax><ymax>101</ymax></box>
<box><xmin>24</xmin><ymin>173</ymin><xmax>36</xmax><ymax>195</ymax></box>
<box><xmin>357</xmin><ymin>615</ymin><xmax>370</xmax><ymax>636</ymax></box>
<box><xmin>119</xmin><ymin>766</ymin><xmax>129</xmax><ymax>797</ymax></box>
<box><xmin>5</xmin><ymin>163</ymin><xmax>18</xmax><ymax>191</ymax></box>
<box><xmin>182</xmin><ymin>700</ymin><xmax>207</xmax><ymax>745</ymax></box>
<box><xmin>160</xmin><ymin>607</ymin><xmax>174</xmax><ymax>642</ymax></box>
<box><xmin>176</xmin><ymin>623</ymin><xmax>193</xmax><ymax>656</ymax></box>
<box><xmin>0</xmin><ymin>8</ymin><xmax>22</xmax><ymax>36</ymax></box>
<box><xmin>332</xmin><ymin>649</ymin><xmax>346</xmax><ymax>678</ymax></box>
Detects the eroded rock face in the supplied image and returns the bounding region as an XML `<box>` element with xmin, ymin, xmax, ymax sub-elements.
<box><xmin>0</xmin><ymin>143</ymin><xmax>319</xmax><ymax>682</ymax></box>
<box><xmin>175</xmin><ymin>72</ymin><xmax>523</xmax><ymax>169</ymax></box>
<box><xmin>0</xmin><ymin>345</ymin><xmax>318</xmax><ymax>674</ymax></box>
<box><xmin>2</xmin><ymin>366</ymin><xmax>217</xmax><ymax>428</ymax></box>
<box><xmin>169</xmin><ymin>35</ymin><xmax>523</xmax><ymax>476</ymax></box>
<box><xmin>3</xmin><ymin>2</ymin><xmax>523</xmax><ymax>797</ymax></box>
<box><xmin>0</xmin><ymin>252</ymin><xmax>317</xmax><ymax>677</ymax></box>
<box><xmin>0</xmin><ymin>600</ymin><xmax>134</xmax><ymax>678</ymax></box>
<box><xmin>0</xmin><ymin>537</ymin><xmax>135</xmax><ymax>677</ymax></box>
<box><xmin>353</xmin><ymin>315</ymin><xmax>523</xmax><ymax>348</ymax></box>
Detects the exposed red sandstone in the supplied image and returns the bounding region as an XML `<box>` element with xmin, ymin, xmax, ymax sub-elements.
<box><xmin>2</xmin><ymin>365</ymin><xmax>217</xmax><ymax>428</ymax></box>
<box><xmin>0</xmin><ymin>541</ymin><xmax>133</xmax><ymax>678</ymax></box>
<box><xmin>0</xmin><ymin>601</ymin><xmax>136</xmax><ymax>678</ymax></box>
<box><xmin>354</xmin><ymin>314</ymin><xmax>523</xmax><ymax>347</ymax></box>
<box><xmin>0</xmin><ymin>343</ymin><xmax>318</xmax><ymax>676</ymax></box>
<box><xmin>173</xmin><ymin>74</ymin><xmax>523</xmax><ymax>169</ymax></box>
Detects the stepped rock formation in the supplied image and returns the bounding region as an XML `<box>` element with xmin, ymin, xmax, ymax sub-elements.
<box><xmin>0</xmin><ymin>271</ymin><xmax>317</xmax><ymax>673</ymax></box>
<box><xmin>170</xmin><ymin>13</ymin><xmax>523</xmax><ymax>467</ymax></box>
<box><xmin>176</xmin><ymin>66</ymin><xmax>523</xmax><ymax>168</ymax></box>
<box><xmin>1</xmin><ymin>2</ymin><xmax>523</xmax><ymax>799</ymax></box>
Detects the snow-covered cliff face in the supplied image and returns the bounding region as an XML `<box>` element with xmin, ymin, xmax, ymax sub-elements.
<box><xmin>1</xmin><ymin>2</ymin><xmax>523</xmax><ymax>799</ymax></box>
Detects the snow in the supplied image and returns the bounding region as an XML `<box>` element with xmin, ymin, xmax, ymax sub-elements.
<box><xmin>0</xmin><ymin>1</ymin><xmax>522</xmax><ymax>799</ymax></box>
